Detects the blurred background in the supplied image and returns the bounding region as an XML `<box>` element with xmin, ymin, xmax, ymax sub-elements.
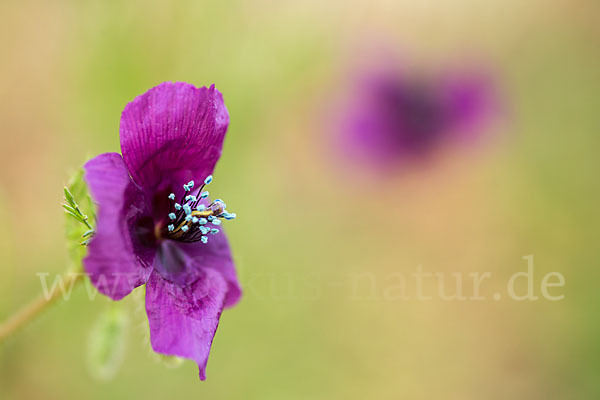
<box><xmin>0</xmin><ymin>0</ymin><xmax>598</xmax><ymax>398</ymax></box>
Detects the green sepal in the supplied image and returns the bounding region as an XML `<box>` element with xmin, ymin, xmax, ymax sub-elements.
<box><xmin>64</xmin><ymin>186</ymin><xmax>76</xmax><ymax>207</ymax></box>
<box><xmin>83</xmin><ymin>230</ymin><xmax>94</xmax><ymax>238</ymax></box>
<box><xmin>62</xmin><ymin>204</ymin><xmax>85</xmax><ymax>223</ymax></box>
<box><xmin>64</xmin><ymin>168</ymin><xmax>95</xmax><ymax>271</ymax></box>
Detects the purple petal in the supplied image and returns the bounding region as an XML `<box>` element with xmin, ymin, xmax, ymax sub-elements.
<box><xmin>442</xmin><ymin>73</ymin><xmax>495</xmax><ymax>137</ymax></box>
<box><xmin>152</xmin><ymin>234</ymin><xmax>241</xmax><ymax>308</ymax></box>
<box><xmin>83</xmin><ymin>153</ymin><xmax>153</xmax><ymax>300</ymax></box>
<box><xmin>176</xmin><ymin>230</ymin><xmax>242</xmax><ymax>308</ymax></box>
<box><xmin>145</xmin><ymin>269</ymin><xmax>228</xmax><ymax>380</ymax></box>
<box><xmin>120</xmin><ymin>82</ymin><xmax>229</xmax><ymax>191</ymax></box>
<box><xmin>152</xmin><ymin>240</ymin><xmax>197</xmax><ymax>287</ymax></box>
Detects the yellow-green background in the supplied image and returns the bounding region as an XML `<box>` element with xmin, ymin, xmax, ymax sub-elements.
<box><xmin>0</xmin><ymin>0</ymin><xmax>598</xmax><ymax>398</ymax></box>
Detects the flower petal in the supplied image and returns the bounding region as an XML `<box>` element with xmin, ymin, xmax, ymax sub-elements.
<box><xmin>120</xmin><ymin>82</ymin><xmax>229</xmax><ymax>191</ymax></box>
<box><xmin>152</xmin><ymin>240</ymin><xmax>197</xmax><ymax>287</ymax></box>
<box><xmin>442</xmin><ymin>73</ymin><xmax>495</xmax><ymax>137</ymax></box>
<box><xmin>177</xmin><ymin>230</ymin><xmax>242</xmax><ymax>308</ymax></box>
<box><xmin>83</xmin><ymin>153</ymin><xmax>153</xmax><ymax>300</ymax></box>
<box><xmin>145</xmin><ymin>269</ymin><xmax>228</xmax><ymax>380</ymax></box>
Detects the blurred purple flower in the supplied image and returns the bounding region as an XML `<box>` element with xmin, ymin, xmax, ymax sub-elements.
<box><xmin>83</xmin><ymin>82</ymin><xmax>241</xmax><ymax>380</ymax></box>
<box><xmin>341</xmin><ymin>68</ymin><xmax>495</xmax><ymax>167</ymax></box>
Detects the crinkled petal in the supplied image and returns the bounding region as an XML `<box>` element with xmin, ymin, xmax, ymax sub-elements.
<box><xmin>83</xmin><ymin>153</ymin><xmax>153</xmax><ymax>300</ymax></box>
<box><xmin>145</xmin><ymin>269</ymin><xmax>228</xmax><ymax>380</ymax></box>
<box><xmin>120</xmin><ymin>82</ymin><xmax>229</xmax><ymax>191</ymax></box>
<box><xmin>153</xmin><ymin>234</ymin><xmax>241</xmax><ymax>307</ymax></box>
<box><xmin>177</xmin><ymin>230</ymin><xmax>242</xmax><ymax>308</ymax></box>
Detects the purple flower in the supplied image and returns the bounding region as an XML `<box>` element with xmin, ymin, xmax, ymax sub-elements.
<box><xmin>83</xmin><ymin>82</ymin><xmax>241</xmax><ymax>380</ymax></box>
<box><xmin>341</xmin><ymin>68</ymin><xmax>495</xmax><ymax>167</ymax></box>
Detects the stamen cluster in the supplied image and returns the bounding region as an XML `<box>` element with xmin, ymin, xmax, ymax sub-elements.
<box><xmin>163</xmin><ymin>175</ymin><xmax>236</xmax><ymax>244</ymax></box>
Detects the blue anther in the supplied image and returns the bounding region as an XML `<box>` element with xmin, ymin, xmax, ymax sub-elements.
<box><xmin>168</xmin><ymin>193</ymin><xmax>175</xmax><ymax>200</ymax></box>
<box><xmin>210</xmin><ymin>228</ymin><xmax>219</xmax><ymax>235</ymax></box>
<box><xmin>181</xmin><ymin>225</ymin><xmax>189</xmax><ymax>232</ymax></box>
<box><xmin>185</xmin><ymin>215</ymin><xmax>192</xmax><ymax>221</ymax></box>
<box><xmin>201</xmin><ymin>236</ymin><xmax>208</xmax><ymax>244</ymax></box>
<box><xmin>198</xmin><ymin>218</ymin><xmax>207</xmax><ymax>225</ymax></box>
<box><xmin>201</xmin><ymin>191</ymin><xmax>209</xmax><ymax>199</ymax></box>
<box><xmin>192</xmin><ymin>216</ymin><xmax>199</xmax><ymax>223</ymax></box>
<box><xmin>204</xmin><ymin>175</ymin><xmax>213</xmax><ymax>185</ymax></box>
<box><xmin>168</xmin><ymin>224</ymin><xmax>174</xmax><ymax>232</ymax></box>
<box><xmin>212</xmin><ymin>200</ymin><xmax>226</xmax><ymax>210</ymax></box>
<box><xmin>187</xmin><ymin>180</ymin><xmax>195</xmax><ymax>188</ymax></box>
<box><xmin>168</xmin><ymin>213</ymin><xmax>176</xmax><ymax>220</ymax></box>
<box><xmin>185</xmin><ymin>195</ymin><xmax>197</xmax><ymax>202</ymax></box>
<box><xmin>212</xmin><ymin>219</ymin><xmax>222</xmax><ymax>226</ymax></box>
<box><xmin>183</xmin><ymin>204</ymin><xmax>192</xmax><ymax>215</ymax></box>
<box><xmin>174</xmin><ymin>203</ymin><xmax>182</xmax><ymax>211</ymax></box>
<box><xmin>223</xmin><ymin>212</ymin><xmax>237</xmax><ymax>220</ymax></box>
<box><xmin>207</xmin><ymin>215</ymin><xmax>215</xmax><ymax>221</ymax></box>
<box><xmin>199</xmin><ymin>226</ymin><xmax>209</xmax><ymax>235</ymax></box>
<box><xmin>183</xmin><ymin>184</ymin><xmax>190</xmax><ymax>192</ymax></box>
<box><xmin>196</xmin><ymin>204</ymin><xmax>206</xmax><ymax>211</ymax></box>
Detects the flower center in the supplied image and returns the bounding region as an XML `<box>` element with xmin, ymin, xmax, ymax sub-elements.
<box><xmin>157</xmin><ymin>175</ymin><xmax>236</xmax><ymax>244</ymax></box>
<box><xmin>381</xmin><ymin>82</ymin><xmax>446</xmax><ymax>148</ymax></box>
